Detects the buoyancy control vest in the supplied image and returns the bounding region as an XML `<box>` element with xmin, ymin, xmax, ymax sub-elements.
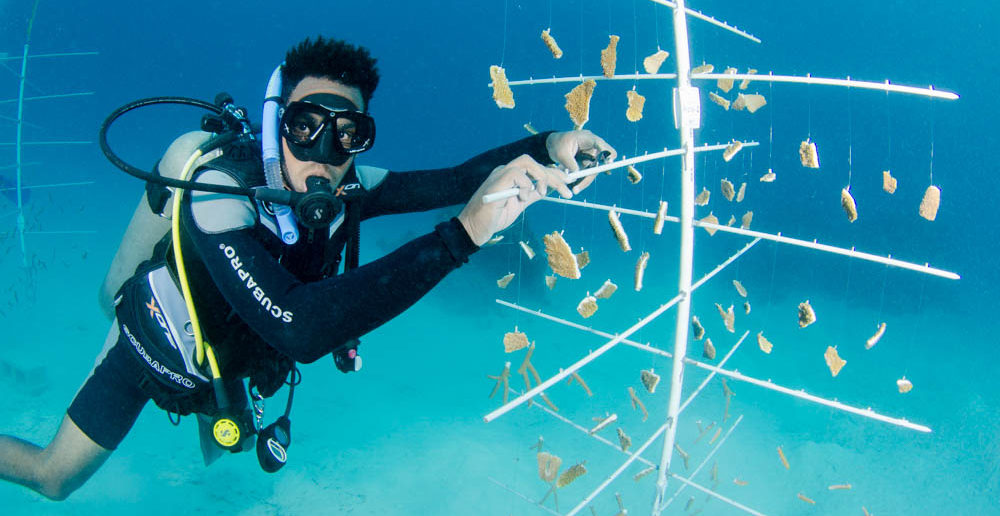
<box><xmin>102</xmin><ymin>131</ymin><xmax>389</xmax><ymax>408</ymax></box>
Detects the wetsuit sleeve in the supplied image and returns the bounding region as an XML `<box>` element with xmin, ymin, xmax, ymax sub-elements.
<box><xmin>181</xmin><ymin>175</ymin><xmax>478</xmax><ymax>364</ymax></box>
<box><xmin>361</xmin><ymin>131</ymin><xmax>555</xmax><ymax>218</ymax></box>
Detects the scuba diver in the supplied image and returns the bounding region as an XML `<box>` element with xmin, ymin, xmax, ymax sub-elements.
<box><xmin>0</xmin><ymin>36</ymin><xmax>616</xmax><ymax>501</ymax></box>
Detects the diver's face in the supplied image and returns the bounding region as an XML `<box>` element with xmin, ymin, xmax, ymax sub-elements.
<box><xmin>282</xmin><ymin>77</ymin><xmax>365</xmax><ymax>193</ymax></box>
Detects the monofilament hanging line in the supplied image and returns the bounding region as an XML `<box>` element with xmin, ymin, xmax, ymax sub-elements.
<box><xmin>876</xmin><ymin>262</ymin><xmax>889</xmax><ymax>322</ymax></box>
<box><xmin>514</xmin><ymin>212</ymin><xmax>526</xmax><ymax>326</ymax></box>
<box><xmin>928</xmin><ymin>99</ymin><xmax>935</xmax><ymax>184</ymax></box>
<box><xmin>500</xmin><ymin>0</ymin><xmax>509</xmax><ymax>67</ymax></box>
<box><xmin>806</xmin><ymin>74</ymin><xmax>812</xmax><ymax>138</ymax></box>
<box><xmin>885</xmin><ymin>88</ymin><xmax>891</xmax><ymax>173</ymax></box>
<box><xmin>632</xmin><ymin>0</ymin><xmax>640</xmax><ymax>75</ymax></box>
<box><xmin>847</xmin><ymin>81</ymin><xmax>853</xmax><ymax>187</ymax></box>
<box><xmin>768</xmin><ymin>78</ymin><xmax>774</xmax><ymax>167</ymax></box>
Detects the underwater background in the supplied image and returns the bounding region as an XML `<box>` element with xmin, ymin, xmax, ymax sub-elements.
<box><xmin>0</xmin><ymin>0</ymin><xmax>996</xmax><ymax>514</ymax></box>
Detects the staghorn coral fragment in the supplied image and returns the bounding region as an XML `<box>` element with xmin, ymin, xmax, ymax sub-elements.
<box><xmin>489</xmin><ymin>65</ymin><xmax>515</xmax><ymax>109</ymax></box>
<box><xmin>919</xmin><ymin>185</ymin><xmax>941</xmax><ymax>221</ymax></box>
<box><xmin>537</xmin><ymin>451</ymin><xmax>562</xmax><ymax>482</ymax></box>
<box><xmin>734</xmin><ymin>478</ymin><xmax>749</xmax><ymax>486</ymax></box>
<box><xmin>541</xmin><ymin>29</ymin><xmax>563</xmax><ymax>59</ymax></box>
<box><xmin>757</xmin><ymin>332</ymin><xmax>773</xmax><ymax>354</ymax></box>
<box><xmin>497</xmin><ymin>273</ymin><xmax>515</xmax><ymax>289</ymax></box>
<box><xmin>545</xmin><ymin>274</ymin><xmax>558</xmax><ymax>289</ymax></box>
<box><xmin>565</xmin><ymin>79</ymin><xmax>596</xmax><ymax>129</ymax></box>
<box><xmin>640</xmin><ymin>369</ymin><xmax>660</xmax><ymax>394</ymax></box>
<box><xmin>708</xmin><ymin>91</ymin><xmax>730</xmax><ymax>110</ymax></box>
<box><xmin>539</xmin><ymin>392</ymin><xmax>559</xmax><ymax>412</ymax></box>
<box><xmin>733</xmin><ymin>280</ymin><xmax>748</xmax><ymax>297</ymax></box>
<box><xmin>799</xmin><ymin>139</ymin><xmax>820</xmax><ymax>168</ymax></box>
<box><xmin>692</xmin><ymin>315</ymin><xmax>705</xmax><ymax>340</ymax></box>
<box><xmin>653</xmin><ymin>200</ymin><xmax>668</xmax><ymax>235</ymax></box>
<box><xmin>576</xmin><ymin>250</ymin><xmax>591</xmax><ymax>269</ymax></box>
<box><xmin>695</xmin><ymin>421</ymin><xmax>715</xmax><ymax>443</ymax></box>
<box><xmin>577</xmin><ymin>294</ymin><xmax>598</xmax><ymax>318</ymax></box>
<box><xmin>709</xmin><ymin>427</ymin><xmax>722</xmax><ymax>444</ymax></box>
<box><xmin>841</xmin><ymin>187</ymin><xmax>858</xmax><ymax>222</ymax></box>
<box><xmin>883</xmin><ymin>170</ymin><xmax>898</xmax><ymax>194</ymax></box>
<box><xmin>733</xmin><ymin>93</ymin><xmax>767</xmax><ymax>113</ymax></box>
<box><xmin>760</xmin><ymin>169</ymin><xmax>776</xmax><ymax>182</ymax></box>
<box><xmin>726</xmin><ymin>214</ymin><xmax>736</xmax><ymax>227</ymax></box>
<box><xmin>601</xmin><ymin>35</ymin><xmax>620</xmax><ymax>78</ymax></box>
<box><xmin>544</xmin><ymin>231</ymin><xmax>581</xmax><ymax>279</ymax></box>
<box><xmin>866</xmin><ymin>322</ymin><xmax>887</xmax><ymax>349</ymax></box>
<box><xmin>529</xmin><ymin>436</ymin><xmax>544</xmax><ymax>452</ymax></box>
<box><xmin>798</xmin><ymin>493</ymin><xmax>816</xmax><ymax>505</ymax></box>
<box><xmin>523</xmin><ymin>122</ymin><xmax>539</xmax><ymax>135</ymax></box>
<box><xmin>520</xmin><ymin>240</ymin><xmax>536</xmax><ymax>259</ymax></box>
<box><xmin>741</xmin><ymin>211</ymin><xmax>753</xmax><ymax>230</ymax></box>
<box><xmin>828</xmin><ymin>484</ymin><xmax>852</xmax><ymax>490</ymax></box>
<box><xmin>557</xmin><ymin>462</ymin><xmax>588</xmax><ymax>488</ymax></box>
<box><xmin>609</xmin><ymin>209</ymin><xmax>632</xmax><ymax>252</ymax></box>
<box><xmin>715</xmin><ymin>303</ymin><xmax>736</xmax><ymax>332</ymax></box>
<box><xmin>824</xmin><ymin>346</ymin><xmax>847</xmax><ymax>377</ymax></box>
<box><xmin>485</xmin><ymin>235</ymin><xmax>504</xmax><ymax>245</ymax></box>
<box><xmin>700</xmin><ymin>213</ymin><xmax>720</xmax><ymax>235</ymax></box>
<box><xmin>798</xmin><ymin>300</ymin><xmax>817</xmax><ymax>328</ymax></box>
<box><xmin>633</xmin><ymin>466</ymin><xmax>655</xmax><ymax>482</ymax></box>
<box><xmin>721</xmin><ymin>178</ymin><xmax>736</xmax><ymax>201</ymax></box>
<box><xmin>567</xmin><ymin>372</ymin><xmax>593</xmax><ymax>397</ymax></box>
<box><xmin>674</xmin><ymin>443</ymin><xmax>691</xmax><ymax>470</ymax></box>
<box><xmin>744</xmin><ymin>301</ymin><xmax>751</xmax><ymax>315</ymax></box>
<box><xmin>703</xmin><ymin>338</ymin><xmax>716</xmax><ymax>360</ymax></box>
<box><xmin>643</xmin><ymin>49</ymin><xmax>670</xmax><ymax>73</ymax></box>
<box><xmin>626</xmin><ymin>90</ymin><xmax>646</xmax><ymax>122</ymax></box>
<box><xmin>863</xmin><ymin>508</ymin><xmax>871</xmax><ymax>516</ymax></box>
<box><xmin>590</xmin><ymin>413</ymin><xmax>617</xmax><ymax>435</ymax></box>
<box><xmin>736</xmin><ymin>182</ymin><xmax>747</xmax><ymax>202</ymax></box>
<box><xmin>691</xmin><ymin>63</ymin><xmax>714</xmax><ymax>74</ymax></box>
<box><xmin>739</xmin><ymin>68</ymin><xmax>758</xmax><ymax>90</ymax></box>
<box><xmin>487</xmin><ymin>361</ymin><xmax>512</xmax><ymax>403</ymax></box>
<box><xmin>685</xmin><ymin>497</ymin><xmax>695</xmax><ymax>511</ymax></box>
<box><xmin>595</xmin><ymin>279</ymin><xmax>618</xmax><ymax>299</ymax></box>
<box><xmin>628</xmin><ymin>386</ymin><xmax>649</xmax><ymax>421</ymax></box>
<box><xmin>626</xmin><ymin>165</ymin><xmax>642</xmax><ymax>184</ymax></box>
<box><xmin>617</xmin><ymin>428</ymin><xmax>632</xmax><ymax>452</ymax></box>
<box><xmin>897</xmin><ymin>377</ymin><xmax>913</xmax><ymax>393</ymax></box>
<box><xmin>503</xmin><ymin>330</ymin><xmax>529</xmax><ymax>353</ymax></box>
<box><xmin>634</xmin><ymin>251</ymin><xmax>650</xmax><ymax>291</ymax></box>
<box><xmin>711</xmin><ymin>461</ymin><xmax>718</xmax><ymax>482</ymax></box>
<box><xmin>694</xmin><ymin>187</ymin><xmax>711</xmax><ymax>206</ymax></box>
<box><xmin>723</xmin><ymin>140</ymin><xmax>744</xmax><ymax>162</ymax></box>
<box><xmin>777</xmin><ymin>446</ymin><xmax>790</xmax><ymax>469</ymax></box>
<box><xmin>717</xmin><ymin>67</ymin><xmax>738</xmax><ymax>92</ymax></box>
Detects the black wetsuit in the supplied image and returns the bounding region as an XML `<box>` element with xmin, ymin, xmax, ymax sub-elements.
<box><xmin>68</xmin><ymin>132</ymin><xmax>554</xmax><ymax>450</ymax></box>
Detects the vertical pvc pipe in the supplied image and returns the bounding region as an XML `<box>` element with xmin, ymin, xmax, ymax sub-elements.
<box><xmin>652</xmin><ymin>0</ymin><xmax>697</xmax><ymax>513</ymax></box>
<box><xmin>15</xmin><ymin>0</ymin><xmax>39</xmax><ymax>268</ymax></box>
<box><xmin>15</xmin><ymin>42</ymin><xmax>29</xmax><ymax>267</ymax></box>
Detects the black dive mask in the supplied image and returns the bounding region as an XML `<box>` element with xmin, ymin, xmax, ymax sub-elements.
<box><xmin>280</xmin><ymin>94</ymin><xmax>375</xmax><ymax>166</ymax></box>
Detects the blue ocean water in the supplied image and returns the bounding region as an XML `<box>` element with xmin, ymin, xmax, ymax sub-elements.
<box><xmin>0</xmin><ymin>0</ymin><xmax>996</xmax><ymax>514</ymax></box>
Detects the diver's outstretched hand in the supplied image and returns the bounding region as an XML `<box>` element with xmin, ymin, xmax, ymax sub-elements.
<box><xmin>458</xmin><ymin>154</ymin><xmax>573</xmax><ymax>246</ymax></box>
<box><xmin>546</xmin><ymin>130</ymin><xmax>618</xmax><ymax>194</ymax></box>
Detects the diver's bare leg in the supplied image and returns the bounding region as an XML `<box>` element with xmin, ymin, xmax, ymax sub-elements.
<box><xmin>0</xmin><ymin>414</ymin><xmax>111</xmax><ymax>500</ymax></box>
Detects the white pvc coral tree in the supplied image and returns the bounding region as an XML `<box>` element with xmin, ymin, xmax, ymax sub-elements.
<box><xmin>483</xmin><ymin>1</ymin><xmax>959</xmax><ymax>515</ymax></box>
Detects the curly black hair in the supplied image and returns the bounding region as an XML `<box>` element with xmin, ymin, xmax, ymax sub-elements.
<box><xmin>281</xmin><ymin>36</ymin><xmax>380</xmax><ymax>109</ymax></box>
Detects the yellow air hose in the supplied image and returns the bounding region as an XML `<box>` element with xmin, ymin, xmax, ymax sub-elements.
<box><xmin>170</xmin><ymin>148</ymin><xmax>222</xmax><ymax>380</ymax></box>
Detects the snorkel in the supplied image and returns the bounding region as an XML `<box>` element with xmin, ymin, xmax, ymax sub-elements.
<box><xmin>262</xmin><ymin>64</ymin><xmax>299</xmax><ymax>245</ymax></box>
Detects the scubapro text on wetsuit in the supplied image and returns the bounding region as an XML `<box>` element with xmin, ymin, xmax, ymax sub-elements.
<box><xmin>219</xmin><ymin>243</ymin><xmax>294</xmax><ymax>323</ymax></box>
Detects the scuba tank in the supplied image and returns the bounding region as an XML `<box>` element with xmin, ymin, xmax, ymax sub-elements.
<box><xmin>98</xmin><ymin>130</ymin><xmax>212</xmax><ymax>319</ymax></box>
